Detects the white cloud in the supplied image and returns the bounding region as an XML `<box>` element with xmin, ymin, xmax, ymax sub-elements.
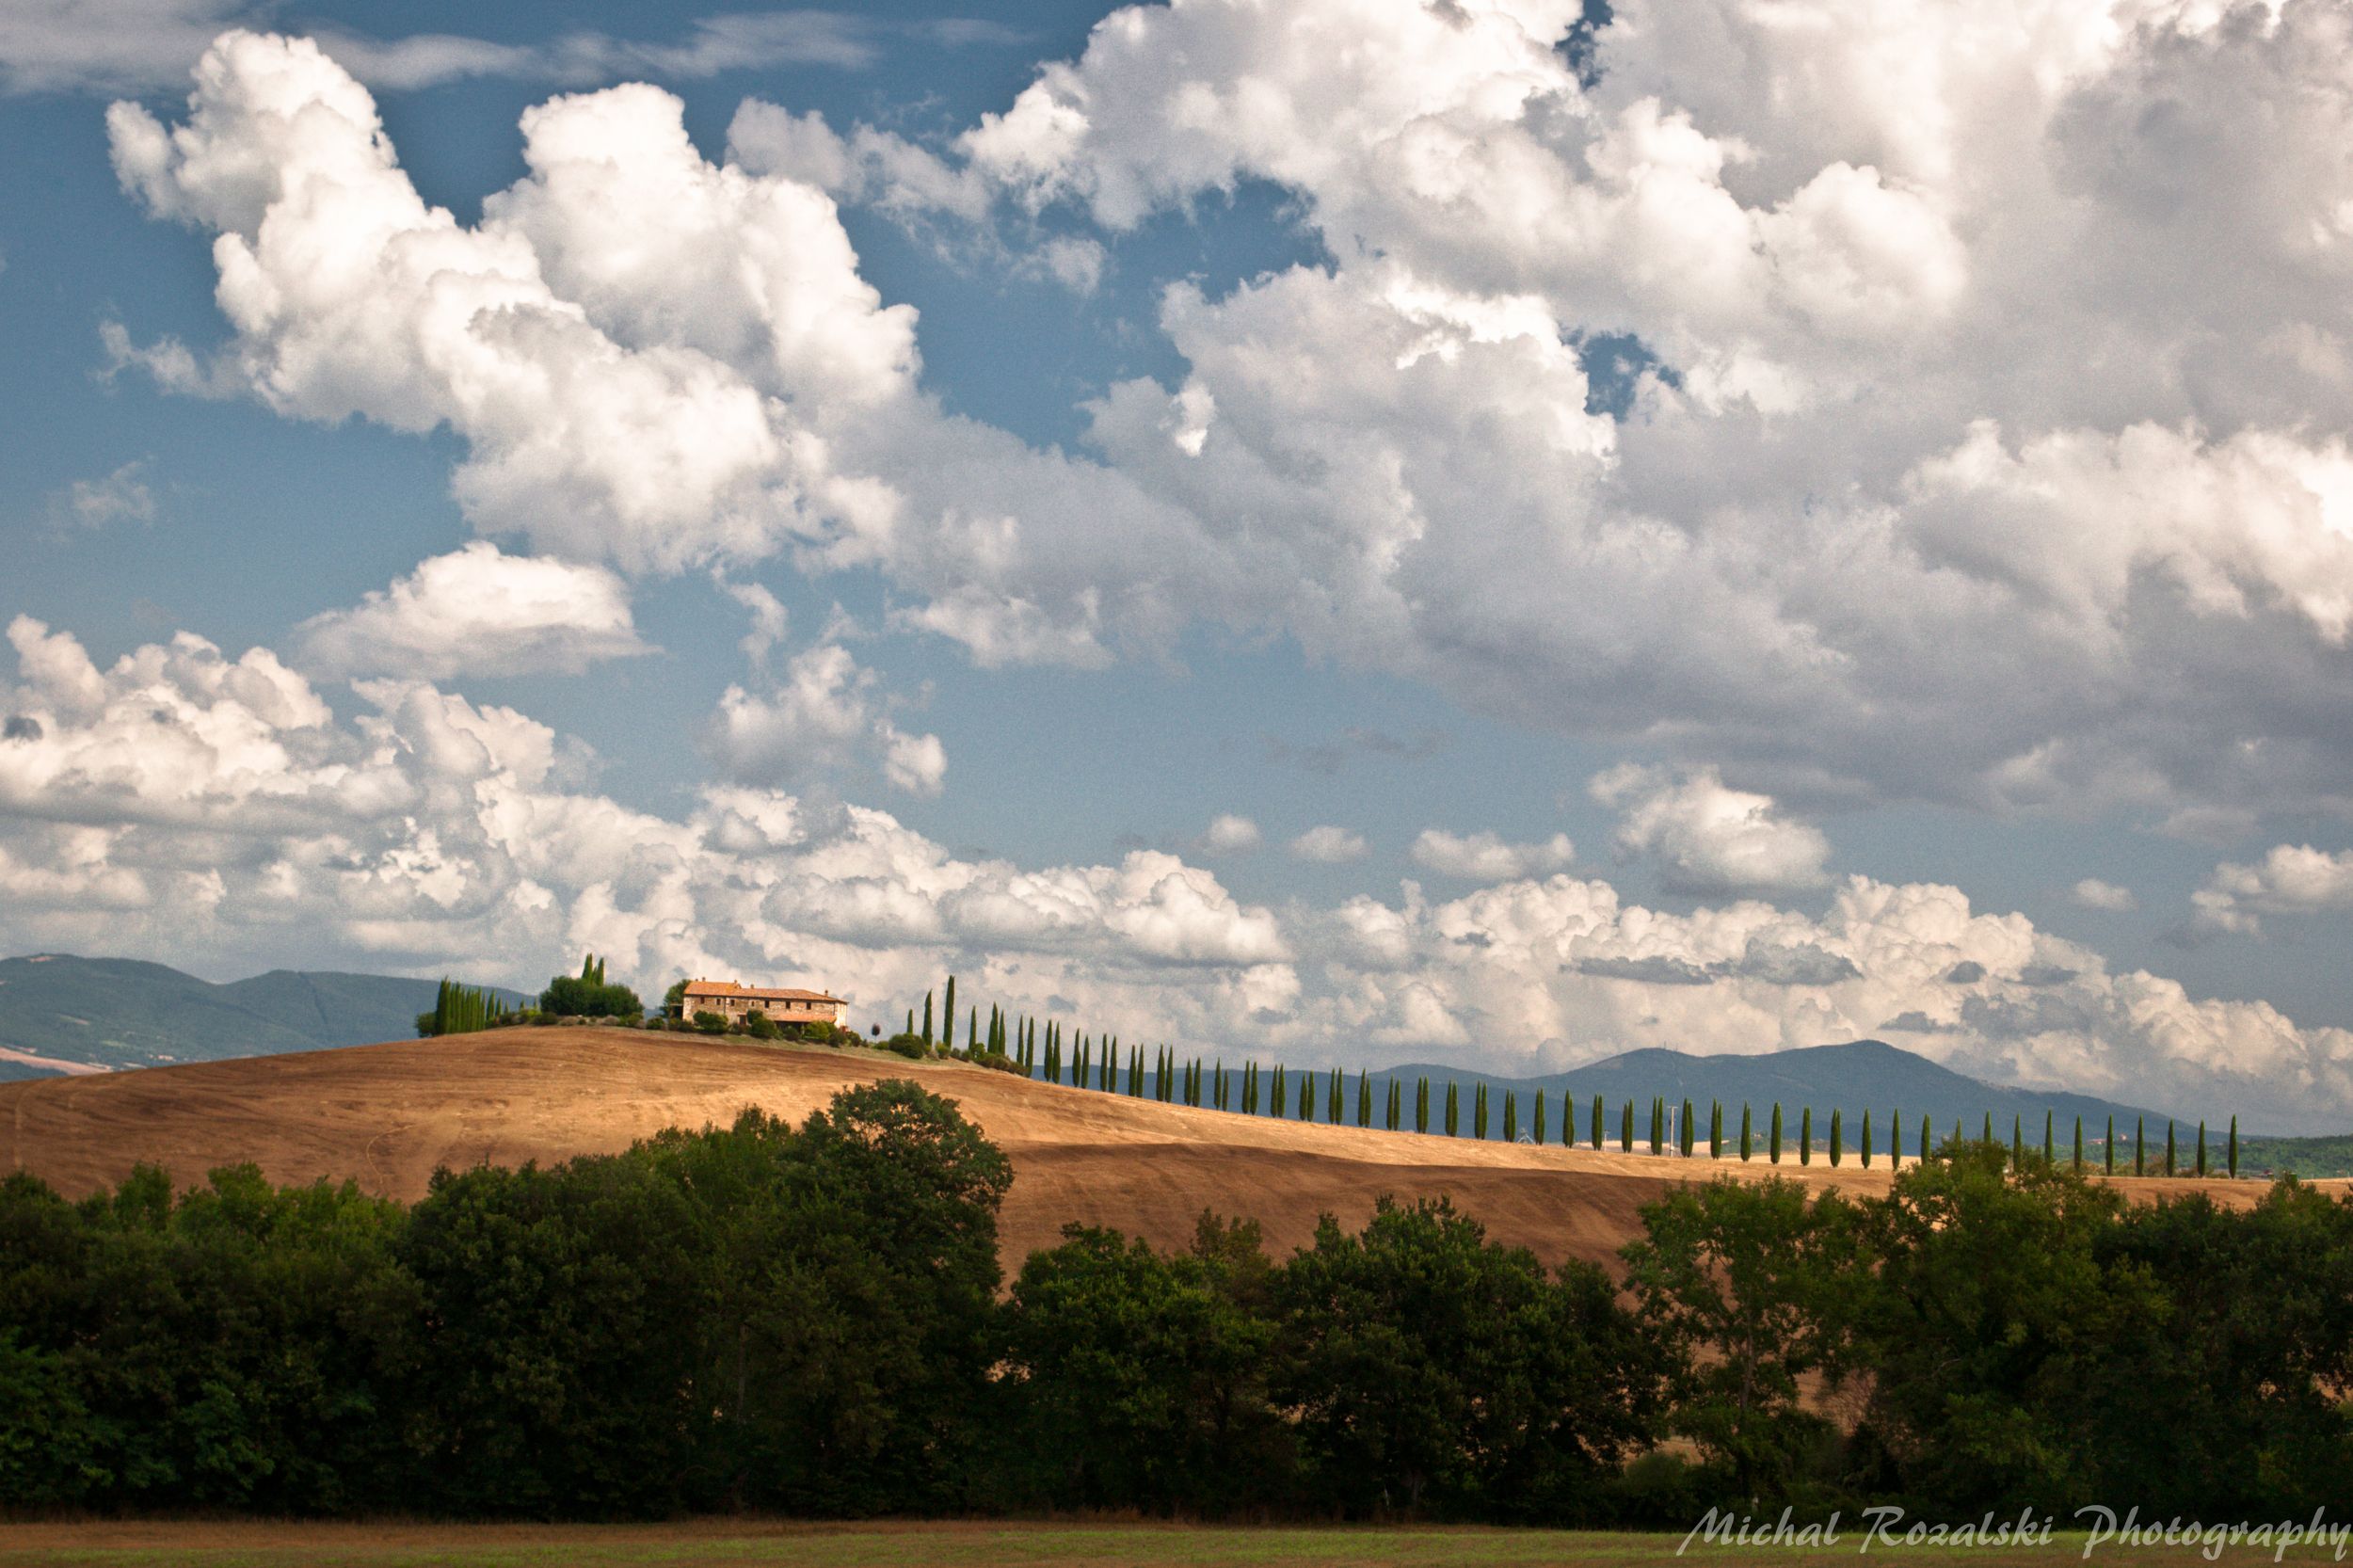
<box><xmin>2070</xmin><ymin>877</ymin><xmax>2138</xmax><ymax>913</ymax></box>
<box><xmin>1289</xmin><ymin>824</ymin><xmax>1369</xmax><ymax>864</ymax></box>
<box><xmin>708</xmin><ymin>637</ymin><xmax>945</xmax><ymax>798</ymax></box>
<box><xmin>1593</xmin><ymin>764</ymin><xmax>1831</xmax><ymax>893</ymax></box>
<box><xmin>2194</xmin><ymin>844</ymin><xmax>2353</xmax><ymax>935</ymax></box>
<box><xmin>296</xmin><ymin>542</ymin><xmax>651</xmax><ymax>680</ymax></box>
<box><xmin>1197</xmin><ymin>813</ymin><xmax>1263</xmax><ymax>856</ymax></box>
<box><xmin>1408</xmin><ymin>827</ymin><xmax>1575</xmax><ymax>882</ymax></box>
<box><xmin>54</xmin><ymin>459</ymin><xmax>156</xmax><ymax>528</ymax></box>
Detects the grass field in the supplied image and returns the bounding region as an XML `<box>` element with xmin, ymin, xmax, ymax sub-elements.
<box><xmin>4</xmin><ymin>1521</ymin><xmax>2350</xmax><ymax>1568</ymax></box>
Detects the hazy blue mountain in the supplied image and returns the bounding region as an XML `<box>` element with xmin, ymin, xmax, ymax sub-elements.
<box><xmin>1375</xmin><ymin>1039</ymin><xmax>2228</xmax><ymax>1142</ymax></box>
<box><xmin>0</xmin><ymin>953</ymin><xmax>526</xmax><ymax>1073</ymax></box>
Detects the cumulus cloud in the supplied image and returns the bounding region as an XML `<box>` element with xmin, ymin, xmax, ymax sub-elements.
<box><xmin>707</xmin><ymin>638</ymin><xmax>945</xmax><ymax>797</ymax></box>
<box><xmin>296</xmin><ymin>542</ymin><xmax>651</xmax><ymax>680</ymax></box>
<box><xmin>2193</xmin><ymin>843</ymin><xmax>2353</xmax><ymax>934</ymax></box>
<box><xmin>2071</xmin><ymin>877</ymin><xmax>2138</xmax><ymax>913</ymax></box>
<box><xmin>1408</xmin><ymin>828</ymin><xmax>1575</xmax><ymax>882</ymax></box>
<box><xmin>53</xmin><ymin>460</ymin><xmax>156</xmax><ymax>529</ymax></box>
<box><xmin>1289</xmin><ymin>824</ymin><xmax>1369</xmax><ymax>863</ymax></box>
<box><xmin>1197</xmin><ymin>813</ymin><xmax>1263</xmax><ymax>856</ymax></box>
<box><xmin>115</xmin><ymin>18</ymin><xmax>2353</xmax><ymax>822</ymax></box>
<box><xmin>1593</xmin><ymin>765</ymin><xmax>1831</xmax><ymax>894</ymax></box>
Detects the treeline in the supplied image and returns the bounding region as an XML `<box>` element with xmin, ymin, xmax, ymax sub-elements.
<box><xmin>3</xmin><ymin>1084</ymin><xmax>2347</xmax><ymax>1524</ymax></box>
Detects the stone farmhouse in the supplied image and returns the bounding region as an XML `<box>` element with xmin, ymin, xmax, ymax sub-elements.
<box><xmin>679</xmin><ymin>979</ymin><xmax>846</xmax><ymax>1027</ymax></box>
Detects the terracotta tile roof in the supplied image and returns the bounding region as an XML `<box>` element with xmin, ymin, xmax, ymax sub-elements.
<box><xmin>680</xmin><ymin>980</ymin><xmax>844</xmax><ymax>1003</ymax></box>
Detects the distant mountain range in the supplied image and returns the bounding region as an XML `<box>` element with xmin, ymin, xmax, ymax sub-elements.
<box><xmin>0</xmin><ymin>954</ymin><xmax>526</xmax><ymax>1078</ymax></box>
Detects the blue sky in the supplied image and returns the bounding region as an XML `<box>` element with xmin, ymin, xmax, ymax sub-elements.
<box><xmin>5</xmin><ymin>0</ymin><xmax>2353</xmax><ymax>1128</ymax></box>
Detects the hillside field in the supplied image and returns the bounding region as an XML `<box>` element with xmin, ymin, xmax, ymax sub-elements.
<box><xmin>0</xmin><ymin>1027</ymin><xmax>2304</xmax><ymax>1272</ymax></box>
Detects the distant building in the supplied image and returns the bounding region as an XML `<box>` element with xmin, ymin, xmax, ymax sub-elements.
<box><xmin>679</xmin><ymin>979</ymin><xmax>846</xmax><ymax>1027</ymax></box>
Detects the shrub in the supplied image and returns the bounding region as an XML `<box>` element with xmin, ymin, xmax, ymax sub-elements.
<box><xmin>745</xmin><ymin>1011</ymin><xmax>780</xmax><ymax>1042</ymax></box>
<box><xmin>693</xmin><ymin>1011</ymin><xmax>728</xmax><ymax>1034</ymax></box>
<box><xmin>883</xmin><ymin>1032</ymin><xmax>931</xmax><ymax>1061</ymax></box>
<box><xmin>968</xmin><ymin>1050</ymin><xmax>1023</xmax><ymax>1076</ymax></box>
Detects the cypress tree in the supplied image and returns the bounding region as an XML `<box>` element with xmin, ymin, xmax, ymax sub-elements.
<box><xmin>2196</xmin><ymin>1120</ymin><xmax>2207</xmax><ymax>1177</ymax></box>
<box><xmin>968</xmin><ymin>1007</ymin><xmax>979</xmax><ymax>1053</ymax></box>
<box><xmin>1388</xmin><ymin>1077</ymin><xmax>1402</xmax><ymax>1131</ymax></box>
<box><xmin>1740</xmin><ymin>1103</ymin><xmax>1753</xmax><ymax>1160</ymax></box>
<box><xmin>1328</xmin><ymin>1068</ymin><xmax>1342</xmax><ymax>1124</ymax></box>
<box><xmin>941</xmin><ymin>977</ymin><xmax>955</xmax><ymax>1046</ymax></box>
<box><xmin>1650</xmin><ymin>1096</ymin><xmax>1664</xmax><ymax>1156</ymax></box>
<box><xmin>1861</xmin><ymin>1111</ymin><xmax>1871</xmax><ymax>1169</ymax></box>
<box><xmin>2166</xmin><ymin>1119</ymin><xmax>2177</xmax><ymax>1176</ymax></box>
<box><xmin>1270</xmin><ymin>1064</ymin><xmax>1285</xmax><ymax>1116</ymax></box>
<box><xmin>1891</xmin><ymin>1110</ymin><xmax>1902</xmax><ymax>1166</ymax></box>
<box><xmin>1445</xmin><ymin>1080</ymin><xmax>1460</xmax><ymax>1138</ymax></box>
<box><xmin>1358</xmin><ymin>1071</ymin><xmax>1372</xmax><ymax>1128</ymax></box>
<box><xmin>2105</xmin><ymin>1114</ymin><xmax>2114</xmax><ymax>1175</ymax></box>
<box><xmin>906</xmin><ymin>1007</ymin><xmax>916</xmax><ymax>1037</ymax></box>
<box><xmin>1593</xmin><ymin>1095</ymin><xmax>1606</xmax><ymax>1152</ymax></box>
<box><xmin>1709</xmin><ymin>1100</ymin><xmax>1722</xmax><ymax>1159</ymax></box>
<box><xmin>2073</xmin><ymin>1114</ymin><xmax>2083</xmax><ymax>1172</ymax></box>
<box><xmin>1922</xmin><ymin>1112</ymin><xmax>1933</xmax><ymax>1164</ymax></box>
<box><xmin>1621</xmin><ymin>1099</ymin><xmax>1634</xmax><ymax>1153</ymax></box>
<box><xmin>1681</xmin><ymin>1097</ymin><xmax>1696</xmax><ymax>1158</ymax></box>
<box><xmin>1769</xmin><ymin>1103</ymin><xmax>1783</xmax><ymax>1163</ymax></box>
<box><xmin>1800</xmin><ymin>1107</ymin><xmax>1813</xmax><ymax>1166</ymax></box>
<box><xmin>1830</xmin><ymin>1108</ymin><xmax>1843</xmax><ymax>1167</ymax></box>
<box><xmin>1417</xmin><ymin>1077</ymin><xmax>1431</xmax><ymax>1134</ymax></box>
<box><xmin>921</xmin><ymin>991</ymin><xmax>934</xmax><ymax>1044</ymax></box>
<box><xmin>1471</xmin><ymin>1083</ymin><xmax>1487</xmax><ymax>1140</ymax></box>
<box><xmin>2228</xmin><ymin>1115</ymin><xmax>2239</xmax><ymax>1179</ymax></box>
<box><xmin>2136</xmin><ymin>1116</ymin><xmax>2146</xmax><ymax>1176</ymax></box>
<box><xmin>2043</xmin><ymin>1110</ymin><xmax>2054</xmax><ymax>1164</ymax></box>
<box><xmin>1531</xmin><ymin>1091</ymin><xmax>1545</xmax><ymax>1144</ymax></box>
<box><xmin>1983</xmin><ymin>1112</ymin><xmax>1994</xmax><ymax>1145</ymax></box>
<box><xmin>1298</xmin><ymin>1073</ymin><xmax>1312</xmax><ymax>1121</ymax></box>
<box><xmin>2011</xmin><ymin>1115</ymin><xmax>2023</xmax><ymax>1169</ymax></box>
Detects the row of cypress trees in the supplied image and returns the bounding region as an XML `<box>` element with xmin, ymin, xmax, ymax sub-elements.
<box><xmin>418</xmin><ymin>978</ymin><xmax>512</xmax><ymax>1036</ymax></box>
<box><xmin>900</xmin><ymin>984</ymin><xmax>2243</xmax><ymax>1176</ymax></box>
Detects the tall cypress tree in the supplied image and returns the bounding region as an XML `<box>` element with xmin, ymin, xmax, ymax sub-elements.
<box><xmin>921</xmin><ymin>991</ymin><xmax>934</xmax><ymax>1044</ymax></box>
<box><xmin>1800</xmin><ymin>1107</ymin><xmax>1814</xmax><ymax>1166</ymax></box>
<box><xmin>1769</xmin><ymin>1103</ymin><xmax>1783</xmax><ymax>1164</ymax></box>
<box><xmin>941</xmin><ymin>976</ymin><xmax>955</xmax><ymax>1047</ymax></box>
<box><xmin>1891</xmin><ymin>1110</ymin><xmax>1902</xmax><ymax>1166</ymax></box>
<box><xmin>1740</xmin><ymin>1103</ymin><xmax>1753</xmax><ymax>1160</ymax></box>
<box><xmin>1681</xmin><ymin>1097</ymin><xmax>1696</xmax><ymax>1158</ymax></box>
<box><xmin>2136</xmin><ymin>1115</ymin><xmax>2146</xmax><ymax>1176</ymax></box>
<box><xmin>1860</xmin><ymin>1111</ymin><xmax>1871</xmax><ymax>1169</ymax></box>
<box><xmin>1357</xmin><ymin>1070</ymin><xmax>1372</xmax><ymax>1128</ymax></box>
<box><xmin>1983</xmin><ymin>1112</ymin><xmax>1994</xmax><ymax>1144</ymax></box>
<box><xmin>2073</xmin><ymin>1115</ymin><xmax>2083</xmax><ymax>1172</ymax></box>
<box><xmin>1472</xmin><ymin>1082</ymin><xmax>1487</xmax><ymax>1140</ymax></box>
<box><xmin>1445</xmin><ymin>1080</ymin><xmax>1460</xmax><ymax>1137</ymax></box>
<box><xmin>1388</xmin><ymin>1077</ymin><xmax>1401</xmax><ymax>1131</ymax></box>
<box><xmin>1709</xmin><ymin>1100</ymin><xmax>1722</xmax><ymax>1159</ymax></box>
<box><xmin>2043</xmin><ymin>1111</ymin><xmax>2054</xmax><ymax>1164</ymax></box>
<box><xmin>2105</xmin><ymin>1114</ymin><xmax>2115</xmax><ymax>1175</ymax></box>
<box><xmin>1621</xmin><ymin>1099</ymin><xmax>1634</xmax><ymax>1153</ymax></box>
<box><xmin>2011</xmin><ymin>1115</ymin><xmax>2023</xmax><ymax>1169</ymax></box>
<box><xmin>2228</xmin><ymin>1115</ymin><xmax>2239</xmax><ymax>1179</ymax></box>
<box><xmin>2166</xmin><ymin>1119</ymin><xmax>2177</xmax><ymax>1176</ymax></box>
<box><xmin>1830</xmin><ymin>1108</ymin><xmax>1844</xmax><ymax>1167</ymax></box>
<box><xmin>2196</xmin><ymin>1120</ymin><xmax>2208</xmax><ymax>1177</ymax></box>
<box><xmin>1921</xmin><ymin>1112</ymin><xmax>1933</xmax><ymax>1164</ymax></box>
<box><xmin>906</xmin><ymin>1007</ymin><xmax>916</xmax><ymax>1037</ymax></box>
<box><xmin>1650</xmin><ymin>1096</ymin><xmax>1664</xmax><ymax>1156</ymax></box>
<box><xmin>1532</xmin><ymin>1090</ymin><xmax>1545</xmax><ymax>1144</ymax></box>
<box><xmin>1592</xmin><ymin>1095</ymin><xmax>1605</xmax><ymax>1151</ymax></box>
<box><xmin>1417</xmin><ymin>1077</ymin><xmax>1431</xmax><ymax>1134</ymax></box>
<box><xmin>1328</xmin><ymin>1068</ymin><xmax>1342</xmax><ymax>1124</ymax></box>
<box><xmin>1298</xmin><ymin>1073</ymin><xmax>1312</xmax><ymax>1120</ymax></box>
